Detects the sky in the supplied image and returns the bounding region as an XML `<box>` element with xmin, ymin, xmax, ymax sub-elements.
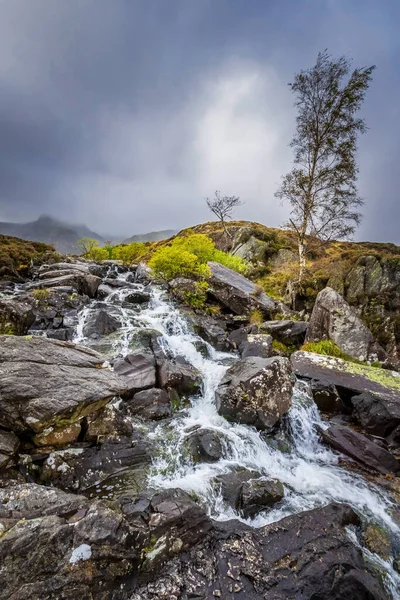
<box><xmin>0</xmin><ymin>0</ymin><xmax>399</xmax><ymax>241</ymax></box>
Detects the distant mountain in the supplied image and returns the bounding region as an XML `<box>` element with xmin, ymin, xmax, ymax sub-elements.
<box><xmin>122</xmin><ymin>229</ymin><xmax>177</xmax><ymax>244</ymax></box>
<box><xmin>0</xmin><ymin>215</ymin><xmax>104</xmax><ymax>254</ymax></box>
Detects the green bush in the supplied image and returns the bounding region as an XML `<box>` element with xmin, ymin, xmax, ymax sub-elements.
<box><xmin>180</xmin><ymin>281</ymin><xmax>209</xmax><ymax>309</ymax></box>
<box><xmin>148</xmin><ymin>233</ymin><xmax>248</xmax><ymax>281</ymax></box>
<box><xmin>87</xmin><ymin>247</ymin><xmax>109</xmax><ymax>261</ymax></box>
<box><xmin>114</xmin><ymin>242</ymin><xmax>147</xmax><ymax>266</ymax></box>
<box><xmin>301</xmin><ymin>340</ymin><xmax>352</xmax><ymax>360</ymax></box>
<box><xmin>32</xmin><ymin>288</ymin><xmax>51</xmax><ymax>305</ymax></box>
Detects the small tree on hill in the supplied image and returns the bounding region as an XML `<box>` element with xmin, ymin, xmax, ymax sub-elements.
<box><xmin>77</xmin><ymin>237</ymin><xmax>100</xmax><ymax>258</ymax></box>
<box><xmin>205</xmin><ymin>190</ymin><xmax>243</xmax><ymax>238</ymax></box>
<box><xmin>275</xmin><ymin>51</ymin><xmax>375</xmax><ymax>283</ymax></box>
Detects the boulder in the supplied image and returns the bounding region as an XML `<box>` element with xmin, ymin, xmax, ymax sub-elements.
<box><xmin>351</xmin><ymin>391</ymin><xmax>400</xmax><ymax>437</ymax></box>
<box><xmin>82</xmin><ymin>308</ymin><xmax>121</xmax><ymax>338</ymax></box>
<box><xmin>38</xmin><ymin>261</ymin><xmax>105</xmax><ymax>278</ymax></box>
<box><xmin>216</xmin><ymin>356</ymin><xmax>293</xmax><ymax>430</ymax></box>
<box><xmin>125</xmin><ymin>290</ymin><xmax>151</xmax><ymax>304</ymax></box>
<box><xmin>310</xmin><ymin>379</ymin><xmax>344</xmax><ymax>414</ymax></box>
<box><xmin>127</xmin><ymin>388</ymin><xmax>171</xmax><ymax>420</ymax></box>
<box><xmin>191</xmin><ymin>314</ymin><xmax>232</xmax><ymax>351</ymax></box>
<box><xmin>131</xmin><ymin>503</ymin><xmax>386</xmax><ymax>600</ymax></box>
<box><xmin>207</xmin><ymin>261</ymin><xmax>276</xmax><ymax>316</ymax></box>
<box><xmin>0</xmin><ymin>335</ymin><xmax>127</xmax><ymax>435</ymax></box>
<box><xmin>0</xmin><ymin>483</ymin><xmax>138</xmax><ymax>599</ymax></box>
<box><xmin>362</xmin><ymin>524</ymin><xmax>391</xmax><ymax>561</ymax></box>
<box><xmin>291</xmin><ymin>351</ymin><xmax>400</xmax><ymax>429</ymax></box>
<box><xmin>214</xmin><ymin>468</ymin><xmax>262</xmax><ymax>509</ymax></box>
<box><xmin>0</xmin><ymin>430</ymin><xmax>20</xmax><ymax>469</ymax></box>
<box><xmin>305</xmin><ymin>287</ymin><xmax>387</xmax><ymax>363</ymax></box>
<box><xmin>231</xmin><ymin>235</ymin><xmax>270</xmax><ymax>264</ymax></box>
<box><xmin>318</xmin><ymin>424</ymin><xmax>400</xmax><ymax>475</ymax></box>
<box><xmin>260</xmin><ymin>319</ymin><xmax>308</xmax><ymax>346</ymax></box>
<box><xmin>85</xmin><ymin>403</ymin><xmax>133</xmax><ymax>442</ymax></box>
<box><xmin>239</xmin><ymin>333</ymin><xmax>272</xmax><ymax>358</ymax></box>
<box><xmin>26</xmin><ymin>272</ymin><xmax>101</xmax><ymax>298</ymax></box>
<box><xmin>240</xmin><ymin>477</ymin><xmax>284</xmax><ymax>517</ymax></box>
<box><xmin>184</xmin><ymin>428</ymin><xmax>224</xmax><ymax>463</ymax></box>
<box><xmin>158</xmin><ymin>358</ymin><xmax>202</xmax><ymax>396</ymax></box>
<box><xmin>0</xmin><ymin>299</ymin><xmax>35</xmax><ymax>335</ymax></box>
<box><xmin>114</xmin><ymin>352</ymin><xmax>157</xmax><ymax>394</ymax></box>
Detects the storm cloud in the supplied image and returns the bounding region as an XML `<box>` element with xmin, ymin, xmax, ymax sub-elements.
<box><xmin>0</xmin><ymin>0</ymin><xmax>399</xmax><ymax>241</ymax></box>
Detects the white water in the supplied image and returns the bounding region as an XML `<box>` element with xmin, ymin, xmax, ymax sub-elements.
<box><xmin>73</xmin><ymin>270</ymin><xmax>400</xmax><ymax>597</ymax></box>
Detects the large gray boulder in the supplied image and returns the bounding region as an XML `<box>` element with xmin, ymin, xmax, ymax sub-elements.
<box><xmin>127</xmin><ymin>388</ymin><xmax>171</xmax><ymax>420</ymax></box>
<box><xmin>114</xmin><ymin>351</ymin><xmax>157</xmax><ymax>394</ymax></box>
<box><xmin>207</xmin><ymin>261</ymin><xmax>276</xmax><ymax>315</ymax></box>
<box><xmin>0</xmin><ymin>299</ymin><xmax>35</xmax><ymax>335</ymax></box>
<box><xmin>0</xmin><ymin>430</ymin><xmax>20</xmax><ymax>469</ymax></box>
<box><xmin>291</xmin><ymin>351</ymin><xmax>400</xmax><ymax>438</ymax></box>
<box><xmin>27</xmin><ymin>271</ymin><xmax>101</xmax><ymax>298</ymax></box>
<box><xmin>158</xmin><ymin>357</ymin><xmax>202</xmax><ymax>396</ymax></box>
<box><xmin>0</xmin><ymin>335</ymin><xmax>127</xmax><ymax>437</ymax></box>
<box><xmin>82</xmin><ymin>307</ymin><xmax>121</xmax><ymax>338</ymax></box>
<box><xmin>306</xmin><ymin>287</ymin><xmax>387</xmax><ymax>363</ymax></box>
<box><xmin>216</xmin><ymin>356</ymin><xmax>293</xmax><ymax>430</ymax></box>
<box><xmin>260</xmin><ymin>319</ymin><xmax>308</xmax><ymax>346</ymax></box>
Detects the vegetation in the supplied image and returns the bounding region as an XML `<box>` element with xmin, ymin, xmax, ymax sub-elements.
<box><xmin>276</xmin><ymin>51</ymin><xmax>375</xmax><ymax>282</ymax></box>
<box><xmin>179</xmin><ymin>281</ymin><xmax>209</xmax><ymax>309</ymax></box>
<box><xmin>249</xmin><ymin>309</ymin><xmax>264</xmax><ymax>325</ymax></box>
<box><xmin>301</xmin><ymin>340</ymin><xmax>357</xmax><ymax>362</ymax></box>
<box><xmin>77</xmin><ymin>237</ymin><xmax>101</xmax><ymax>257</ymax></box>
<box><xmin>205</xmin><ymin>190</ymin><xmax>243</xmax><ymax>237</ymax></box>
<box><xmin>272</xmin><ymin>339</ymin><xmax>296</xmax><ymax>356</ymax></box>
<box><xmin>32</xmin><ymin>288</ymin><xmax>51</xmax><ymax>305</ymax></box>
<box><xmin>148</xmin><ymin>233</ymin><xmax>248</xmax><ymax>281</ymax></box>
<box><xmin>114</xmin><ymin>242</ymin><xmax>147</xmax><ymax>266</ymax></box>
<box><xmin>0</xmin><ymin>234</ymin><xmax>56</xmax><ymax>279</ymax></box>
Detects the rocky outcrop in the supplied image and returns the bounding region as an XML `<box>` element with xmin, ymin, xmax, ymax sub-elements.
<box><xmin>318</xmin><ymin>424</ymin><xmax>400</xmax><ymax>475</ymax></box>
<box><xmin>0</xmin><ymin>299</ymin><xmax>35</xmax><ymax>335</ymax></box>
<box><xmin>240</xmin><ymin>476</ymin><xmax>284</xmax><ymax>517</ymax></box>
<box><xmin>351</xmin><ymin>391</ymin><xmax>400</xmax><ymax>437</ymax></box>
<box><xmin>260</xmin><ymin>319</ymin><xmax>308</xmax><ymax>346</ymax></box>
<box><xmin>27</xmin><ymin>268</ymin><xmax>101</xmax><ymax>298</ymax></box>
<box><xmin>216</xmin><ymin>356</ymin><xmax>293</xmax><ymax>430</ymax></box>
<box><xmin>238</xmin><ymin>333</ymin><xmax>273</xmax><ymax>358</ymax></box>
<box><xmin>310</xmin><ymin>379</ymin><xmax>344</xmax><ymax>413</ymax></box>
<box><xmin>127</xmin><ymin>388</ymin><xmax>172</xmax><ymax>420</ymax></box>
<box><xmin>0</xmin><ymin>430</ymin><xmax>20</xmax><ymax>469</ymax></box>
<box><xmin>114</xmin><ymin>352</ymin><xmax>157</xmax><ymax>394</ymax></box>
<box><xmin>82</xmin><ymin>307</ymin><xmax>122</xmax><ymax>338</ymax></box>
<box><xmin>132</xmin><ymin>503</ymin><xmax>386</xmax><ymax>600</ymax></box>
<box><xmin>306</xmin><ymin>287</ymin><xmax>387</xmax><ymax>363</ymax></box>
<box><xmin>158</xmin><ymin>358</ymin><xmax>202</xmax><ymax>397</ymax></box>
<box><xmin>207</xmin><ymin>261</ymin><xmax>276</xmax><ymax>315</ymax></box>
<box><xmin>0</xmin><ymin>335</ymin><xmax>126</xmax><ymax>437</ymax></box>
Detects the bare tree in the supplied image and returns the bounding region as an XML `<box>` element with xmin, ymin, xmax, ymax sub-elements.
<box><xmin>275</xmin><ymin>51</ymin><xmax>375</xmax><ymax>283</ymax></box>
<box><xmin>205</xmin><ymin>190</ymin><xmax>243</xmax><ymax>237</ymax></box>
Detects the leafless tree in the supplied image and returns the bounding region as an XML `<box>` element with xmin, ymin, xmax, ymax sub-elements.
<box><xmin>205</xmin><ymin>190</ymin><xmax>243</xmax><ymax>237</ymax></box>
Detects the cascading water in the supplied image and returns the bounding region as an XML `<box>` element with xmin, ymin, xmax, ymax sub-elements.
<box><xmin>73</xmin><ymin>270</ymin><xmax>400</xmax><ymax>597</ymax></box>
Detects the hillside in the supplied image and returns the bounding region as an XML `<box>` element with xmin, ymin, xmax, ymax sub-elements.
<box><xmin>0</xmin><ymin>215</ymin><xmax>104</xmax><ymax>254</ymax></box>
<box><xmin>0</xmin><ymin>233</ymin><xmax>57</xmax><ymax>280</ymax></box>
<box><xmin>122</xmin><ymin>229</ymin><xmax>178</xmax><ymax>244</ymax></box>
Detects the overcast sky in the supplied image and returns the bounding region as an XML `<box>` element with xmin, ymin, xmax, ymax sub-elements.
<box><xmin>0</xmin><ymin>0</ymin><xmax>399</xmax><ymax>241</ymax></box>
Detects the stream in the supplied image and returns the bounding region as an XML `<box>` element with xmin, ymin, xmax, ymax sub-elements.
<box><xmin>71</xmin><ymin>267</ymin><xmax>400</xmax><ymax>598</ymax></box>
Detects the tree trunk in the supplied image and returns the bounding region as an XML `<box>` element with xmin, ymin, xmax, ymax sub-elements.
<box><xmin>222</xmin><ymin>219</ymin><xmax>231</xmax><ymax>239</ymax></box>
<box><xmin>298</xmin><ymin>240</ymin><xmax>306</xmax><ymax>285</ymax></box>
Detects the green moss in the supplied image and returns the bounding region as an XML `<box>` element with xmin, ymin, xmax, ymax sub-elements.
<box><xmin>272</xmin><ymin>339</ymin><xmax>296</xmax><ymax>356</ymax></box>
<box><xmin>301</xmin><ymin>340</ymin><xmax>357</xmax><ymax>362</ymax></box>
<box><xmin>0</xmin><ymin>323</ymin><xmax>16</xmax><ymax>335</ymax></box>
<box><xmin>249</xmin><ymin>309</ymin><xmax>264</xmax><ymax>325</ymax></box>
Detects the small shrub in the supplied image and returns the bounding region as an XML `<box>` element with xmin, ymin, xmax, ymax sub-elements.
<box><xmin>206</xmin><ymin>304</ymin><xmax>222</xmax><ymax>317</ymax></box>
<box><xmin>114</xmin><ymin>242</ymin><xmax>147</xmax><ymax>266</ymax></box>
<box><xmin>249</xmin><ymin>309</ymin><xmax>264</xmax><ymax>325</ymax></box>
<box><xmin>87</xmin><ymin>247</ymin><xmax>109</xmax><ymax>261</ymax></box>
<box><xmin>251</xmin><ymin>284</ymin><xmax>264</xmax><ymax>297</ymax></box>
<box><xmin>301</xmin><ymin>340</ymin><xmax>352</xmax><ymax>361</ymax></box>
<box><xmin>32</xmin><ymin>288</ymin><xmax>50</xmax><ymax>305</ymax></box>
<box><xmin>272</xmin><ymin>339</ymin><xmax>291</xmax><ymax>355</ymax></box>
<box><xmin>180</xmin><ymin>281</ymin><xmax>209</xmax><ymax>309</ymax></box>
<box><xmin>149</xmin><ymin>246</ymin><xmax>211</xmax><ymax>281</ymax></box>
<box><xmin>212</xmin><ymin>249</ymin><xmax>248</xmax><ymax>274</ymax></box>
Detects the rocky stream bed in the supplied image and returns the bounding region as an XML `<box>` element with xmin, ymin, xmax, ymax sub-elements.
<box><xmin>0</xmin><ymin>259</ymin><xmax>400</xmax><ymax>599</ymax></box>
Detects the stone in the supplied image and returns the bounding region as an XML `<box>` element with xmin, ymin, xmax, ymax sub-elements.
<box><xmin>131</xmin><ymin>503</ymin><xmax>386</xmax><ymax>600</ymax></box>
<box><xmin>207</xmin><ymin>261</ymin><xmax>276</xmax><ymax>316</ymax></box>
<box><xmin>0</xmin><ymin>335</ymin><xmax>127</xmax><ymax>435</ymax></box>
<box><xmin>85</xmin><ymin>403</ymin><xmax>133</xmax><ymax>442</ymax></box>
<box><xmin>26</xmin><ymin>272</ymin><xmax>101</xmax><ymax>298</ymax></box>
<box><xmin>114</xmin><ymin>352</ymin><xmax>157</xmax><ymax>394</ymax></box>
<box><xmin>216</xmin><ymin>356</ymin><xmax>293</xmax><ymax>430</ymax></box>
<box><xmin>362</xmin><ymin>523</ymin><xmax>391</xmax><ymax>560</ymax></box>
<box><xmin>0</xmin><ymin>299</ymin><xmax>35</xmax><ymax>335</ymax></box>
<box><xmin>158</xmin><ymin>358</ymin><xmax>202</xmax><ymax>396</ymax></box>
<box><xmin>127</xmin><ymin>388</ymin><xmax>171</xmax><ymax>420</ymax></box>
<box><xmin>184</xmin><ymin>428</ymin><xmax>224</xmax><ymax>463</ymax></box>
<box><xmin>125</xmin><ymin>290</ymin><xmax>151</xmax><ymax>304</ymax></box>
<box><xmin>310</xmin><ymin>379</ymin><xmax>344</xmax><ymax>413</ymax></box>
<box><xmin>240</xmin><ymin>477</ymin><xmax>284</xmax><ymax>517</ymax></box>
<box><xmin>0</xmin><ymin>430</ymin><xmax>20</xmax><ymax>469</ymax></box>
<box><xmin>239</xmin><ymin>333</ymin><xmax>272</xmax><ymax>358</ymax></box>
<box><xmin>214</xmin><ymin>468</ymin><xmax>262</xmax><ymax>509</ymax></box>
<box><xmin>291</xmin><ymin>351</ymin><xmax>400</xmax><ymax>425</ymax></box>
<box><xmin>318</xmin><ymin>424</ymin><xmax>400</xmax><ymax>475</ymax></box>
<box><xmin>351</xmin><ymin>391</ymin><xmax>400</xmax><ymax>438</ymax></box>
<box><xmin>305</xmin><ymin>287</ymin><xmax>387</xmax><ymax>363</ymax></box>
<box><xmin>82</xmin><ymin>308</ymin><xmax>121</xmax><ymax>338</ymax></box>
<box><xmin>259</xmin><ymin>319</ymin><xmax>308</xmax><ymax>346</ymax></box>
<box><xmin>191</xmin><ymin>314</ymin><xmax>232</xmax><ymax>351</ymax></box>
<box><xmin>33</xmin><ymin>421</ymin><xmax>82</xmax><ymax>447</ymax></box>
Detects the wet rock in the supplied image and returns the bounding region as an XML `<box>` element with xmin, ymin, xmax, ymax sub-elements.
<box><xmin>26</xmin><ymin>271</ymin><xmax>101</xmax><ymax>298</ymax></box>
<box><xmin>310</xmin><ymin>379</ymin><xmax>344</xmax><ymax>414</ymax></box>
<box><xmin>239</xmin><ymin>333</ymin><xmax>273</xmax><ymax>358</ymax></box>
<box><xmin>306</xmin><ymin>287</ymin><xmax>387</xmax><ymax>363</ymax></box>
<box><xmin>33</xmin><ymin>421</ymin><xmax>82</xmax><ymax>447</ymax></box>
<box><xmin>127</xmin><ymin>388</ymin><xmax>171</xmax><ymax>420</ymax></box>
<box><xmin>0</xmin><ymin>430</ymin><xmax>20</xmax><ymax>469</ymax></box>
<box><xmin>0</xmin><ymin>335</ymin><xmax>127</xmax><ymax>436</ymax></box>
<box><xmin>46</xmin><ymin>328</ymin><xmax>71</xmax><ymax>341</ymax></box>
<box><xmin>36</xmin><ymin>433</ymin><xmax>151</xmax><ymax>492</ymax></box>
<box><xmin>362</xmin><ymin>523</ymin><xmax>391</xmax><ymax>560</ymax></box>
<box><xmin>132</xmin><ymin>503</ymin><xmax>386</xmax><ymax>600</ymax></box>
<box><xmin>351</xmin><ymin>391</ymin><xmax>400</xmax><ymax>438</ymax></box>
<box><xmin>85</xmin><ymin>403</ymin><xmax>133</xmax><ymax>442</ymax></box>
<box><xmin>0</xmin><ymin>299</ymin><xmax>35</xmax><ymax>335</ymax></box>
<box><xmin>96</xmin><ymin>283</ymin><xmax>112</xmax><ymax>299</ymax></box>
<box><xmin>214</xmin><ymin>468</ymin><xmax>262</xmax><ymax>508</ymax></box>
<box><xmin>291</xmin><ymin>351</ymin><xmax>400</xmax><ymax>423</ymax></box>
<box><xmin>240</xmin><ymin>477</ymin><xmax>284</xmax><ymax>517</ymax></box>
<box><xmin>82</xmin><ymin>308</ymin><xmax>121</xmax><ymax>338</ymax></box>
<box><xmin>260</xmin><ymin>319</ymin><xmax>308</xmax><ymax>346</ymax></box>
<box><xmin>0</xmin><ymin>483</ymin><xmax>138</xmax><ymax>599</ymax></box>
<box><xmin>158</xmin><ymin>357</ymin><xmax>202</xmax><ymax>397</ymax></box>
<box><xmin>216</xmin><ymin>356</ymin><xmax>293</xmax><ymax>430</ymax></box>
<box><xmin>318</xmin><ymin>424</ymin><xmax>400</xmax><ymax>475</ymax></box>
<box><xmin>208</xmin><ymin>261</ymin><xmax>276</xmax><ymax>316</ymax></box>
<box><xmin>114</xmin><ymin>352</ymin><xmax>157</xmax><ymax>394</ymax></box>
<box><xmin>191</xmin><ymin>314</ymin><xmax>232</xmax><ymax>351</ymax></box>
<box><xmin>184</xmin><ymin>428</ymin><xmax>224</xmax><ymax>463</ymax></box>
<box><xmin>125</xmin><ymin>290</ymin><xmax>151</xmax><ymax>304</ymax></box>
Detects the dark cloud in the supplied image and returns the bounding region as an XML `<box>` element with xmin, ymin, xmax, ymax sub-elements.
<box><xmin>0</xmin><ymin>0</ymin><xmax>398</xmax><ymax>241</ymax></box>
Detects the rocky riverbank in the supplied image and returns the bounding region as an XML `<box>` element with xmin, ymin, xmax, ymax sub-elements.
<box><xmin>1</xmin><ymin>255</ymin><xmax>400</xmax><ymax>599</ymax></box>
